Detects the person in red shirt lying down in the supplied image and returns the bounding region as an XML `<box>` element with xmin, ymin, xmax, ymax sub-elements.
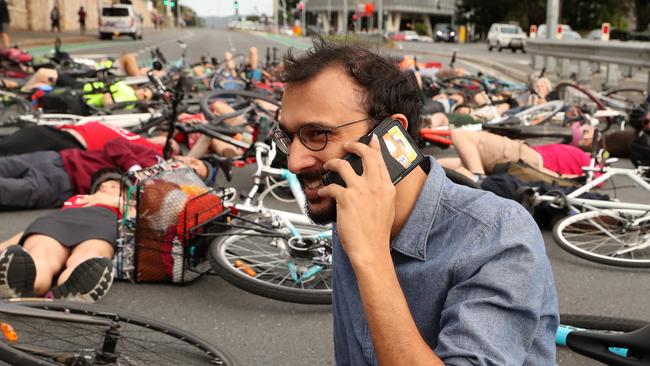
<box><xmin>0</xmin><ymin>136</ymin><xmax>213</xmax><ymax>210</ymax></box>
<box><xmin>0</xmin><ymin>121</ymin><xmax>180</xmax><ymax>156</ymax></box>
<box><xmin>0</xmin><ymin>169</ymin><xmax>129</xmax><ymax>303</ymax></box>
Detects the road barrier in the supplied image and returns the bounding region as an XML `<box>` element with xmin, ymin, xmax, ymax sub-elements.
<box><xmin>527</xmin><ymin>39</ymin><xmax>650</xmax><ymax>89</ymax></box>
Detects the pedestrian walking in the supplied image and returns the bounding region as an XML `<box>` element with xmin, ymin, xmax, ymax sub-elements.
<box><xmin>50</xmin><ymin>6</ymin><xmax>61</xmax><ymax>33</ymax></box>
<box><xmin>78</xmin><ymin>6</ymin><xmax>86</xmax><ymax>34</ymax></box>
<box><xmin>0</xmin><ymin>0</ymin><xmax>10</xmax><ymax>48</ymax></box>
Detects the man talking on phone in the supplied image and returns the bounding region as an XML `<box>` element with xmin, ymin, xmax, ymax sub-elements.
<box><xmin>273</xmin><ymin>39</ymin><xmax>558</xmax><ymax>366</ymax></box>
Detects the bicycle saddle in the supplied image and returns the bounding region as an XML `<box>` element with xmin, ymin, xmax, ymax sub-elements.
<box><xmin>567</xmin><ymin>325</ymin><xmax>650</xmax><ymax>366</ymax></box>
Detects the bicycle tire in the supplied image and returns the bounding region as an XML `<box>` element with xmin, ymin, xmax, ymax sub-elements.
<box><xmin>443</xmin><ymin>167</ymin><xmax>480</xmax><ymax>189</ymax></box>
<box><xmin>209</xmin><ymin>213</ymin><xmax>332</xmax><ymax>304</ymax></box>
<box><xmin>0</xmin><ymin>92</ymin><xmax>32</xmax><ymax>127</ymax></box>
<box><xmin>553</xmin><ymin>209</ymin><xmax>650</xmax><ymax>268</ymax></box>
<box><xmin>0</xmin><ymin>299</ymin><xmax>238</xmax><ymax>366</ymax></box>
<box><xmin>560</xmin><ymin>314</ymin><xmax>649</xmax><ymax>332</ymax></box>
<box><xmin>511</xmin><ymin>100</ymin><xmax>564</xmax><ymax>126</ymax></box>
<box><xmin>199</xmin><ymin>89</ymin><xmax>280</xmax><ymax>123</ymax></box>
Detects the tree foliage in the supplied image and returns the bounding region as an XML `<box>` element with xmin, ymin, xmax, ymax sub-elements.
<box><xmin>457</xmin><ymin>0</ymin><xmax>638</xmax><ymax>35</ymax></box>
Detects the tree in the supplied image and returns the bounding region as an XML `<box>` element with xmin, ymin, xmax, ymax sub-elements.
<box><xmin>561</xmin><ymin>0</ymin><xmax>632</xmax><ymax>30</ymax></box>
<box><xmin>458</xmin><ymin>0</ymin><xmax>635</xmax><ymax>35</ymax></box>
<box><xmin>636</xmin><ymin>0</ymin><xmax>650</xmax><ymax>31</ymax></box>
<box><xmin>457</xmin><ymin>0</ymin><xmax>546</xmax><ymax>36</ymax></box>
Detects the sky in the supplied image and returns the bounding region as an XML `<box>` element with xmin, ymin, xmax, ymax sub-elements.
<box><xmin>181</xmin><ymin>0</ymin><xmax>274</xmax><ymax>17</ymax></box>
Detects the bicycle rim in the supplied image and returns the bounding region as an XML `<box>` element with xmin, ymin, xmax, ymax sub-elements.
<box><xmin>0</xmin><ymin>299</ymin><xmax>237</xmax><ymax>365</ymax></box>
<box><xmin>209</xmin><ymin>214</ymin><xmax>332</xmax><ymax>304</ymax></box>
<box><xmin>553</xmin><ymin>209</ymin><xmax>650</xmax><ymax>267</ymax></box>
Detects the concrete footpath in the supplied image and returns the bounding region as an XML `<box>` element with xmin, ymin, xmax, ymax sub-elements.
<box><xmin>7</xmin><ymin>30</ymin><xmax>97</xmax><ymax>48</ymax></box>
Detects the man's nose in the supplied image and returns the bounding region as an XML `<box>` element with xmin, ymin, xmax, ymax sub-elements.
<box><xmin>287</xmin><ymin>140</ymin><xmax>319</xmax><ymax>174</ymax></box>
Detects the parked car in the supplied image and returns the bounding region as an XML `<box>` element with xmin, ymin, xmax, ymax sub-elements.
<box><xmin>585</xmin><ymin>28</ymin><xmax>631</xmax><ymax>41</ymax></box>
<box><xmin>536</xmin><ymin>24</ymin><xmax>573</xmax><ymax>39</ymax></box>
<box><xmin>99</xmin><ymin>3</ymin><xmax>143</xmax><ymax>40</ymax></box>
<box><xmin>630</xmin><ymin>32</ymin><xmax>650</xmax><ymax>42</ymax></box>
<box><xmin>403</xmin><ymin>30</ymin><xmax>421</xmax><ymax>42</ymax></box>
<box><xmin>562</xmin><ymin>30</ymin><xmax>582</xmax><ymax>40</ymax></box>
<box><xmin>386</xmin><ymin>31</ymin><xmax>406</xmax><ymax>41</ymax></box>
<box><xmin>487</xmin><ymin>23</ymin><xmax>526</xmax><ymax>52</ymax></box>
<box><xmin>433</xmin><ymin>24</ymin><xmax>457</xmax><ymax>42</ymax></box>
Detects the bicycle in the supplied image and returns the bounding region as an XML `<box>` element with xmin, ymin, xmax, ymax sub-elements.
<box><xmin>0</xmin><ymin>298</ymin><xmax>237</xmax><ymax>365</ymax></box>
<box><xmin>557</xmin><ymin>313</ymin><xmax>650</xmax><ymax>365</ymax></box>
<box><xmin>518</xmin><ymin>130</ymin><xmax>650</xmax><ymax>267</ymax></box>
<box><xmin>152</xmin><ymin>86</ymin><xmax>332</xmax><ymax>304</ymax></box>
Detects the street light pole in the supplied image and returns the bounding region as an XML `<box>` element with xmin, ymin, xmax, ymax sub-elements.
<box><xmin>273</xmin><ymin>0</ymin><xmax>279</xmax><ymax>33</ymax></box>
<box><xmin>546</xmin><ymin>0</ymin><xmax>559</xmax><ymax>39</ymax></box>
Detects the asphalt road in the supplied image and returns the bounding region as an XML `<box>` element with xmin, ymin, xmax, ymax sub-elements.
<box><xmin>3</xmin><ymin>28</ymin><xmax>649</xmax><ymax>365</ymax></box>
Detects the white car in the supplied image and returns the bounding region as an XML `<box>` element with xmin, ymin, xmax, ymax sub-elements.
<box><xmin>487</xmin><ymin>23</ymin><xmax>527</xmax><ymax>52</ymax></box>
<box><xmin>403</xmin><ymin>30</ymin><xmax>421</xmax><ymax>42</ymax></box>
<box><xmin>536</xmin><ymin>24</ymin><xmax>573</xmax><ymax>39</ymax></box>
<box><xmin>99</xmin><ymin>4</ymin><xmax>143</xmax><ymax>40</ymax></box>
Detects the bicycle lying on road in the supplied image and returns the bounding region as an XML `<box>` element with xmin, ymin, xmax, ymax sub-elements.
<box><xmin>0</xmin><ymin>298</ymin><xmax>237</xmax><ymax>365</ymax></box>
<box><xmin>517</xmin><ymin>129</ymin><xmax>650</xmax><ymax>267</ymax></box>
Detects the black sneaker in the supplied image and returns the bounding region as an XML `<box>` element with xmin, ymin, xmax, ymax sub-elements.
<box><xmin>47</xmin><ymin>257</ymin><xmax>114</xmax><ymax>303</ymax></box>
<box><xmin>0</xmin><ymin>246</ymin><xmax>36</xmax><ymax>299</ymax></box>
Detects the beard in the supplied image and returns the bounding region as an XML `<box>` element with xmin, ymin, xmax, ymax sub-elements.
<box><xmin>297</xmin><ymin>167</ymin><xmax>337</xmax><ymax>225</ymax></box>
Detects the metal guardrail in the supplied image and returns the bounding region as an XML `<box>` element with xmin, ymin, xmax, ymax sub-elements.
<box><xmin>527</xmin><ymin>39</ymin><xmax>650</xmax><ymax>89</ymax></box>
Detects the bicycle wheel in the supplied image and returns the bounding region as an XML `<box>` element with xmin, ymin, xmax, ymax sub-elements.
<box><xmin>510</xmin><ymin>100</ymin><xmax>565</xmax><ymax>126</ymax></box>
<box><xmin>209</xmin><ymin>213</ymin><xmax>332</xmax><ymax>304</ymax></box>
<box><xmin>0</xmin><ymin>299</ymin><xmax>237</xmax><ymax>365</ymax></box>
<box><xmin>0</xmin><ymin>91</ymin><xmax>32</xmax><ymax>127</ymax></box>
<box><xmin>553</xmin><ymin>209</ymin><xmax>650</xmax><ymax>268</ymax></box>
<box><xmin>560</xmin><ymin>314</ymin><xmax>649</xmax><ymax>332</ymax></box>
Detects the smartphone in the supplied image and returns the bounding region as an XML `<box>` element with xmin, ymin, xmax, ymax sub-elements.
<box><xmin>322</xmin><ymin>118</ymin><xmax>425</xmax><ymax>187</ymax></box>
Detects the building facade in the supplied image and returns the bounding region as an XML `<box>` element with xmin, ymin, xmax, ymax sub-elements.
<box><xmin>305</xmin><ymin>0</ymin><xmax>455</xmax><ymax>34</ymax></box>
<box><xmin>6</xmin><ymin>0</ymin><xmax>155</xmax><ymax>31</ymax></box>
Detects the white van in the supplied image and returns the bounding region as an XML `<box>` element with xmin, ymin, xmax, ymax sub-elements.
<box><xmin>99</xmin><ymin>4</ymin><xmax>143</xmax><ymax>40</ymax></box>
<box><xmin>487</xmin><ymin>23</ymin><xmax>527</xmax><ymax>52</ymax></box>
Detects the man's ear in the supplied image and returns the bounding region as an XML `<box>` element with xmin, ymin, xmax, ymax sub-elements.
<box><xmin>389</xmin><ymin>113</ymin><xmax>409</xmax><ymax>131</ymax></box>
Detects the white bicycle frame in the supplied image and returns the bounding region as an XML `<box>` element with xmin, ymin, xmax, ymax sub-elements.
<box><xmin>230</xmin><ymin>141</ymin><xmax>320</xmax><ymax>228</ymax></box>
<box><xmin>536</xmin><ymin>166</ymin><xmax>650</xmax><ymax>214</ymax></box>
<box><xmin>13</xmin><ymin>112</ymin><xmax>159</xmax><ymax>129</ymax></box>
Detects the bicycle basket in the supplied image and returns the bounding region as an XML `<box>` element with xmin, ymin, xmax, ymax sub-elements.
<box><xmin>115</xmin><ymin>161</ymin><xmax>228</xmax><ymax>284</ymax></box>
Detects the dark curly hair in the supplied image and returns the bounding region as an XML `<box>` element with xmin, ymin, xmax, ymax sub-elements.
<box><xmin>281</xmin><ymin>38</ymin><xmax>422</xmax><ymax>138</ymax></box>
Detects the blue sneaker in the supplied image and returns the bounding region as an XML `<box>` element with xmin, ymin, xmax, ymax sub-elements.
<box><xmin>0</xmin><ymin>246</ymin><xmax>36</xmax><ymax>299</ymax></box>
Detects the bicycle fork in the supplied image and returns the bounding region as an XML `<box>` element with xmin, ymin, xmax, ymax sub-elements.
<box><xmin>279</xmin><ymin>215</ymin><xmax>331</xmax><ymax>284</ymax></box>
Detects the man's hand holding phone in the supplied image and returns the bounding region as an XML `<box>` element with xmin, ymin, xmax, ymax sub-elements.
<box><xmin>317</xmin><ymin>134</ymin><xmax>396</xmax><ymax>266</ymax></box>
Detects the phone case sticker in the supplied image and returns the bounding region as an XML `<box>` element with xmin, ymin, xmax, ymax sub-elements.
<box><xmin>383</xmin><ymin>126</ymin><xmax>417</xmax><ymax>168</ymax></box>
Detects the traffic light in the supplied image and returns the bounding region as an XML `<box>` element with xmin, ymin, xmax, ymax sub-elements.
<box><xmin>162</xmin><ymin>0</ymin><xmax>175</xmax><ymax>6</ymax></box>
<box><xmin>233</xmin><ymin>1</ymin><xmax>239</xmax><ymax>9</ymax></box>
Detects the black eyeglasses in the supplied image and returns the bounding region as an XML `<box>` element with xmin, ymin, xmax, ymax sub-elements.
<box><xmin>272</xmin><ymin>117</ymin><xmax>373</xmax><ymax>154</ymax></box>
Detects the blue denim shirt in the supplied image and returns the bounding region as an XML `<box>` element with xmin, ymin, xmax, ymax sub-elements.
<box><xmin>332</xmin><ymin>157</ymin><xmax>559</xmax><ymax>365</ymax></box>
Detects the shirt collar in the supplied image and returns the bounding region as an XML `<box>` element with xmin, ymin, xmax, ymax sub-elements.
<box><xmin>390</xmin><ymin>156</ymin><xmax>443</xmax><ymax>261</ymax></box>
